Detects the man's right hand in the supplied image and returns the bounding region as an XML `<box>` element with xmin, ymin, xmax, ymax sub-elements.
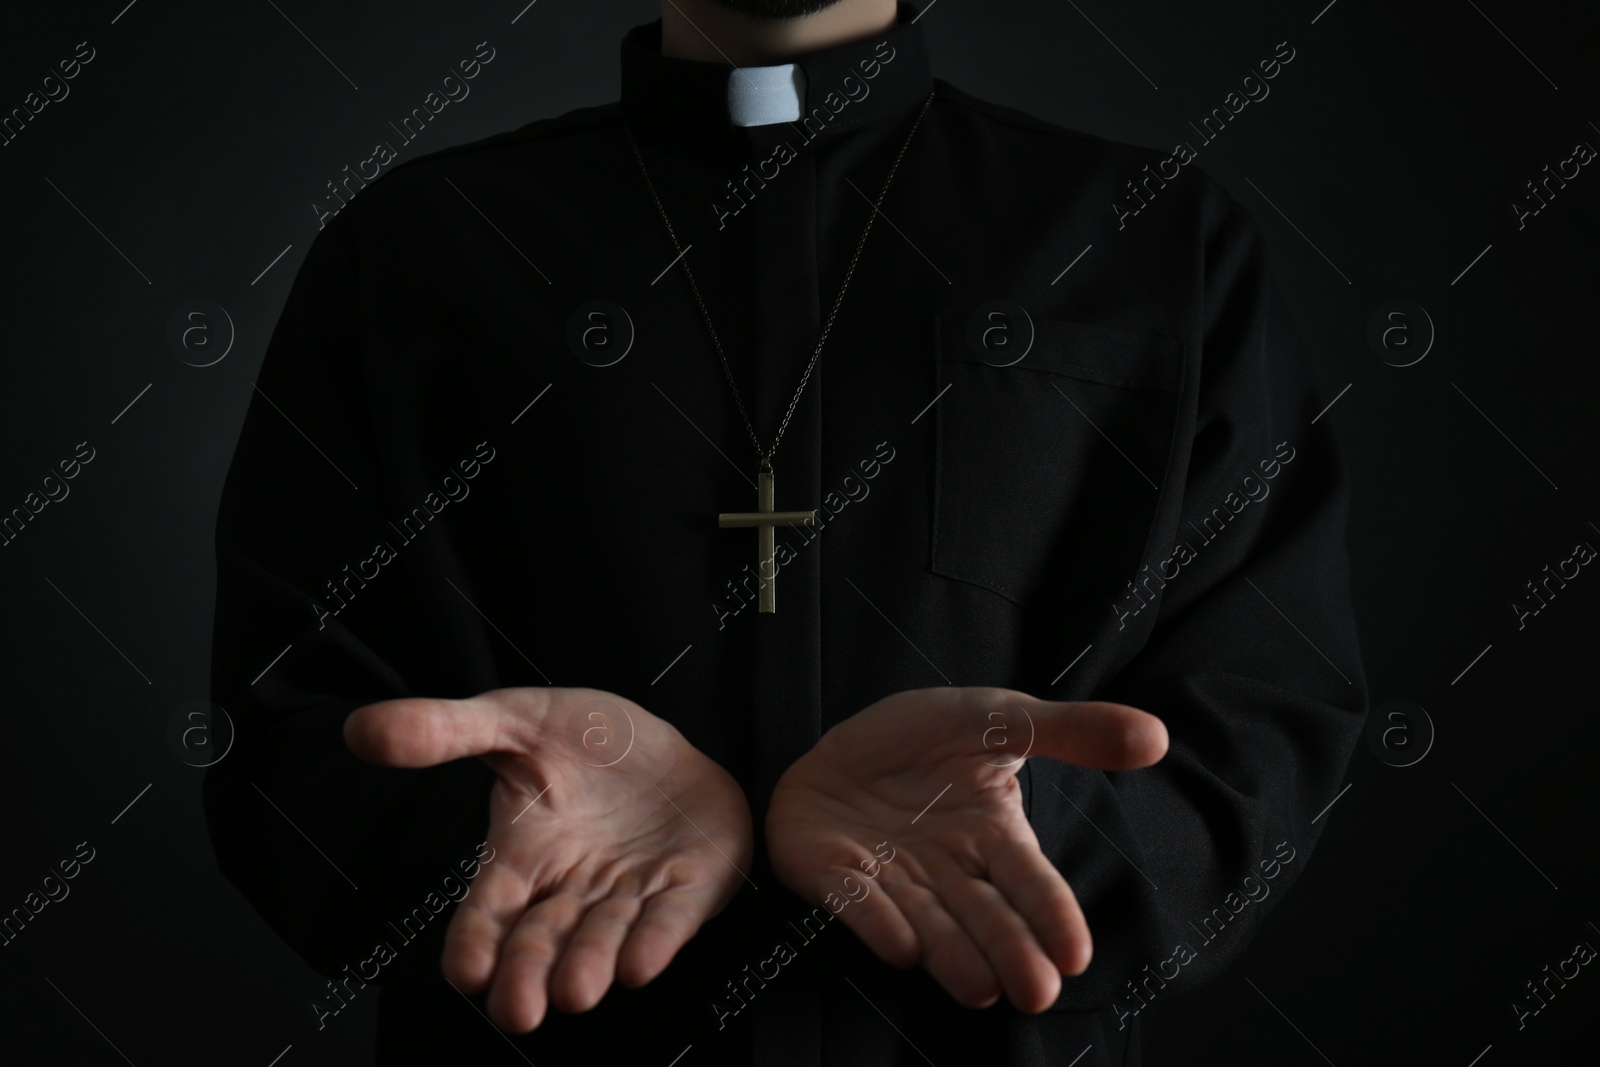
<box><xmin>343</xmin><ymin>687</ymin><xmax>752</xmax><ymax>1032</ymax></box>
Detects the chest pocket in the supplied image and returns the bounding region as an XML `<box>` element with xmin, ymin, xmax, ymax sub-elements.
<box><xmin>931</xmin><ymin>309</ymin><xmax>1184</xmax><ymax>612</ymax></box>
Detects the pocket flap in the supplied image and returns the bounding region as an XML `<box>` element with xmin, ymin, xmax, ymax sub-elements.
<box><xmin>940</xmin><ymin>312</ymin><xmax>1184</xmax><ymax>393</ymax></box>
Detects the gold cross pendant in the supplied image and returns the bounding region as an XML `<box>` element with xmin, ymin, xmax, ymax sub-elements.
<box><xmin>718</xmin><ymin>469</ymin><xmax>816</xmax><ymax>613</ymax></box>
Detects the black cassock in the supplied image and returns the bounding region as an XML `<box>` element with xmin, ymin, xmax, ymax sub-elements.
<box><xmin>205</xmin><ymin>6</ymin><xmax>1368</xmax><ymax>1065</ymax></box>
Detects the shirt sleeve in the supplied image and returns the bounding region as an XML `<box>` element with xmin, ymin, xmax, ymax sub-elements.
<box><xmin>1028</xmin><ymin>186</ymin><xmax>1369</xmax><ymax>1016</ymax></box>
<box><xmin>203</xmin><ymin>202</ymin><xmax>494</xmax><ymax>981</ymax></box>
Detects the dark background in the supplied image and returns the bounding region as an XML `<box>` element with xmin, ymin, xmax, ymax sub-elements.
<box><xmin>2</xmin><ymin>1</ymin><xmax>1596</xmax><ymax>1064</ymax></box>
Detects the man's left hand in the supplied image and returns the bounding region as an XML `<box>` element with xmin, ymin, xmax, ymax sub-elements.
<box><xmin>765</xmin><ymin>687</ymin><xmax>1167</xmax><ymax>1013</ymax></box>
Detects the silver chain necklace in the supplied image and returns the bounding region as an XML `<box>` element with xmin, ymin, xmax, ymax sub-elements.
<box><xmin>624</xmin><ymin>88</ymin><xmax>935</xmax><ymax>612</ymax></box>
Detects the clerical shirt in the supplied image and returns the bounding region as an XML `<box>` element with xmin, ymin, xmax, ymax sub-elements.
<box><xmin>205</xmin><ymin>5</ymin><xmax>1369</xmax><ymax>1065</ymax></box>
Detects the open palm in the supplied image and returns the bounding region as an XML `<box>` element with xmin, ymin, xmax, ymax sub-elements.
<box><xmin>766</xmin><ymin>687</ymin><xmax>1167</xmax><ymax>1013</ymax></box>
<box><xmin>345</xmin><ymin>686</ymin><xmax>752</xmax><ymax>1032</ymax></box>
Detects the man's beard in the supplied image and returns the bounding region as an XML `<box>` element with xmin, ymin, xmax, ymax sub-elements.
<box><xmin>710</xmin><ymin>0</ymin><xmax>849</xmax><ymax>20</ymax></box>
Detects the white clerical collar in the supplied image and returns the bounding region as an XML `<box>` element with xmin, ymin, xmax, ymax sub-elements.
<box><xmin>727</xmin><ymin>63</ymin><xmax>806</xmax><ymax>127</ymax></box>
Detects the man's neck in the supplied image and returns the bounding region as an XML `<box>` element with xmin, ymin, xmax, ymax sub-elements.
<box><xmin>660</xmin><ymin>0</ymin><xmax>898</xmax><ymax>66</ymax></box>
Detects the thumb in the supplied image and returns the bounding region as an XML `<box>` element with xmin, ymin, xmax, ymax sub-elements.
<box><xmin>344</xmin><ymin>693</ymin><xmax>529</xmax><ymax>768</ymax></box>
<box><xmin>1022</xmin><ymin>699</ymin><xmax>1168</xmax><ymax>771</ymax></box>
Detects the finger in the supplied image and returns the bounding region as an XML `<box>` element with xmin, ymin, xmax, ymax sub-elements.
<box><xmin>940</xmin><ymin>876</ymin><xmax>1062</xmax><ymax>1014</ymax></box>
<box><xmin>486</xmin><ymin>893</ymin><xmax>585</xmax><ymax>1032</ymax></box>
<box><xmin>1022</xmin><ymin>699</ymin><xmax>1168</xmax><ymax>770</ymax></box>
<box><xmin>547</xmin><ymin>894</ymin><xmax>642</xmax><ymax>1013</ymax></box>
<box><xmin>822</xmin><ymin>869</ymin><xmax>920</xmax><ymax>970</ymax></box>
<box><xmin>984</xmin><ymin>837</ymin><xmax>1091</xmax><ymax>977</ymax></box>
<box><xmin>344</xmin><ymin>692</ymin><xmax>542</xmax><ymax>767</ymax></box>
<box><xmin>441</xmin><ymin>859</ymin><xmax>532</xmax><ymax>992</ymax></box>
<box><xmin>614</xmin><ymin>885</ymin><xmax>720</xmax><ymax>988</ymax></box>
<box><xmin>879</xmin><ymin>867</ymin><xmax>999</xmax><ymax>1008</ymax></box>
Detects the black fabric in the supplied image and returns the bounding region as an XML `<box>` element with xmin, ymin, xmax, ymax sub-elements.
<box><xmin>204</xmin><ymin>4</ymin><xmax>1367</xmax><ymax>1064</ymax></box>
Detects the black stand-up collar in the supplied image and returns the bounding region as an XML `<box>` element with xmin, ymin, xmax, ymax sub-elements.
<box><xmin>620</xmin><ymin>1</ymin><xmax>933</xmax><ymax>147</ymax></box>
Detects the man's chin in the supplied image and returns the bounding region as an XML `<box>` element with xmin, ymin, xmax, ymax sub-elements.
<box><xmin>709</xmin><ymin>0</ymin><xmax>849</xmax><ymax>21</ymax></box>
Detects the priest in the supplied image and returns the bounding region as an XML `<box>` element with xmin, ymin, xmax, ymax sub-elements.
<box><xmin>204</xmin><ymin>1</ymin><xmax>1369</xmax><ymax>1064</ymax></box>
